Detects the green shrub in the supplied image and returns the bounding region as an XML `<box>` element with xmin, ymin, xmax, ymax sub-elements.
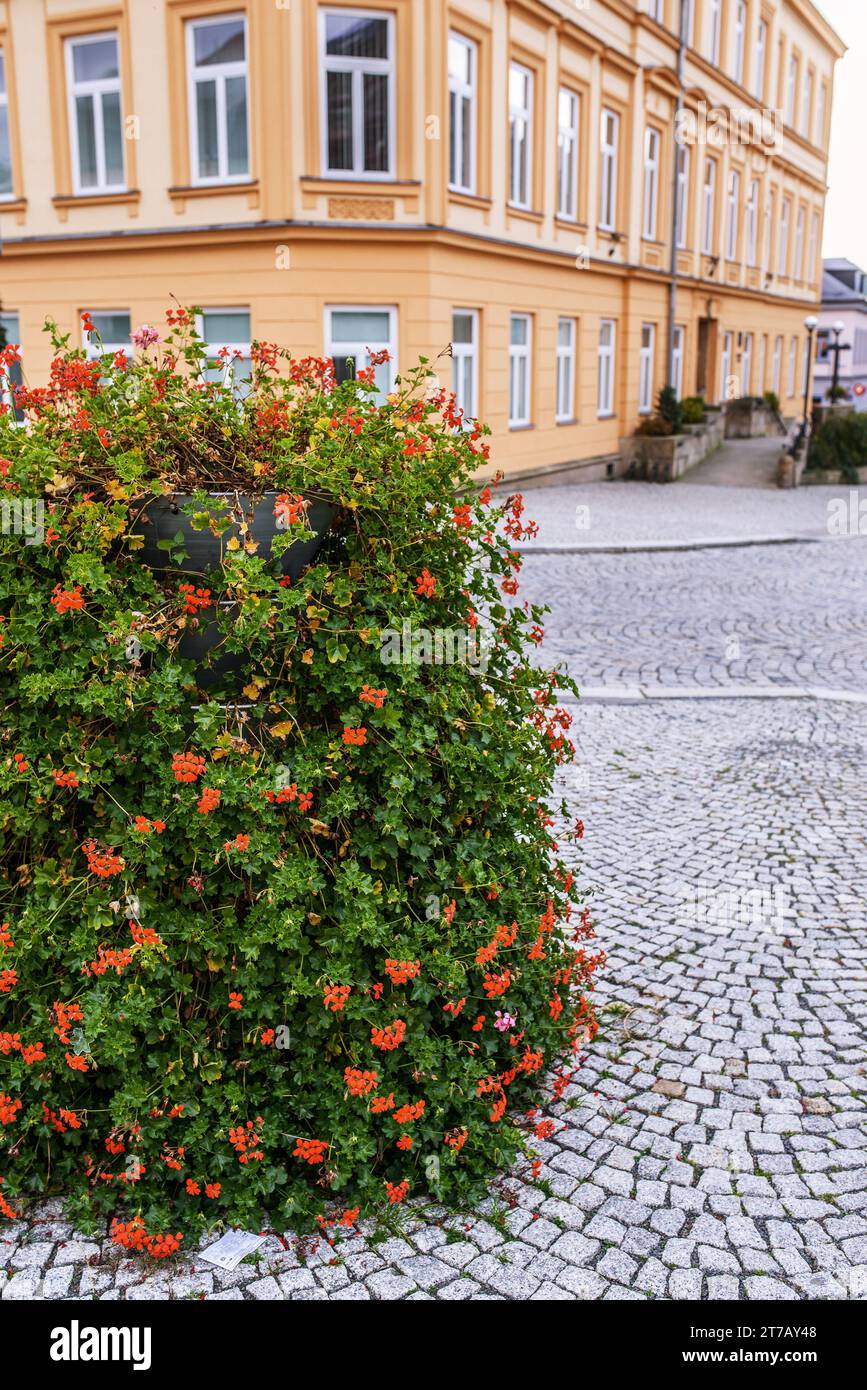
<box><xmin>809</xmin><ymin>410</ymin><xmax>867</xmax><ymax>480</ymax></box>
<box><xmin>680</xmin><ymin>396</ymin><xmax>706</xmax><ymax>425</ymax></box>
<box><xmin>762</xmin><ymin>390</ymin><xmax>780</xmax><ymax>413</ymax></box>
<box><xmin>655</xmin><ymin>385</ymin><xmax>683</xmax><ymax>435</ymax></box>
<box><xmin>635</xmin><ymin>415</ymin><xmax>674</xmax><ymax>437</ymax></box>
<box><xmin>0</xmin><ymin>312</ymin><xmax>599</xmax><ymax>1251</ymax></box>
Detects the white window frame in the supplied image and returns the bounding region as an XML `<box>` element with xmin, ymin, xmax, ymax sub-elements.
<box><xmin>325</xmin><ymin>304</ymin><xmax>397</xmax><ymax>396</ymax></box>
<box><xmin>754</xmin><ymin>21</ymin><xmax>767</xmax><ymax>101</ymax></box>
<box><xmin>642</xmin><ymin>126</ymin><xmax>660</xmax><ymax>240</ymax></box>
<box><xmin>725</xmin><ymin>168</ymin><xmax>740</xmax><ymax>261</ymax></box>
<box><xmin>794</xmin><ymin>205</ymin><xmax>805</xmax><ymax>280</ymax></box>
<box><xmin>196</xmin><ymin>307</ymin><xmax>253</xmax><ymax>392</ymax></box>
<box><xmin>557</xmin><ymin>87</ymin><xmax>579</xmax><ymax>221</ymax></box>
<box><xmin>83</xmin><ymin>310</ymin><xmax>131</xmax><ymax>360</ymax></box>
<box><xmin>320</xmin><ymin>7</ymin><xmax>395</xmax><ymax>180</ymax></box>
<box><xmin>682</xmin><ymin>0</ymin><xmax>695</xmax><ymax>46</ymax></box>
<box><xmin>802</xmin><ymin>67</ymin><xmax>813</xmax><ymax>140</ymax></box>
<box><xmin>741</xmin><ymin>332</ymin><xmax>753</xmax><ymax>396</ymax></box>
<box><xmin>448</xmin><ymin>31</ymin><xmax>476</xmax><ymax>195</ymax></box>
<box><xmin>720</xmin><ymin>330</ymin><xmax>733</xmax><ymax>399</ymax></box>
<box><xmin>746</xmin><ymin>179</ymin><xmax>758</xmax><ymax>266</ymax></box>
<box><xmin>733</xmin><ymin>1</ymin><xmax>746</xmax><ymax>84</ymax></box>
<box><xmin>0</xmin><ymin>312</ymin><xmax>22</xmax><ymax>420</ymax></box>
<box><xmin>508</xmin><ymin>313</ymin><xmax>532</xmax><ymax>428</ymax></box>
<box><xmin>508</xmin><ymin>61</ymin><xmax>533</xmax><ymax>209</ymax></box>
<box><xmin>672</xmin><ymin>325</ymin><xmax>685</xmax><ymax>399</ymax></box>
<box><xmin>647</xmin><ymin>0</ymin><xmax>663</xmax><ymax>22</ymax></box>
<box><xmin>757</xmin><ymin>334</ymin><xmax>767</xmax><ymax>394</ymax></box>
<box><xmin>639</xmin><ymin>322</ymin><xmax>655</xmax><ymax>415</ymax></box>
<box><xmin>708</xmin><ymin>0</ymin><xmax>721</xmax><ymax>65</ymax></box>
<box><xmin>816</xmin><ymin>82</ymin><xmax>827</xmax><ymax>147</ymax></box>
<box><xmin>772</xmin><ymin>334</ymin><xmax>782</xmax><ymax>395</ymax></box>
<box><xmin>451</xmin><ymin>308</ymin><xmax>479</xmax><ymax>424</ymax></box>
<box><xmin>702</xmin><ymin>157</ymin><xmax>716</xmax><ymax>255</ymax></box>
<box><xmin>778</xmin><ymin>197</ymin><xmax>790</xmax><ymax>276</ymax></box>
<box><xmin>808</xmin><ymin>210</ymin><xmax>819</xmax><ymax>283</ymax></box>
<box><xmin>597</xmin><ymin>318</ymin><xmax>615</xmax><ymax>417</ymax></box>
<box><xmin>786</xmin><ymin>53</ymin><xmax>797</xmax><ymax>126</ymax></box>
<box><xmin>186</xmin><ymin>13</ymin><xmax>250</xmax><ymax>187</ymax></box>
<box><xmin>787</xmin><ymin>335</ymin><xmax>797</xmax><ymax>397</ymax></box>
<box><xmin>762</xmin><ymin>187</ymin><xmax>773</xmax><ymax>273</ymax></box>
<box><xmin>65</xmin><ymin>31</ymin><xmax>125</xmax><ymax>195</ymax></box>
<box><xmin>675</xmin><ymin>145</ymin><xmax>689</xmax><ymax>249</ymax></box>
<box><xmin>0</xmin><ymin>48</ymin><xmax>12</xmax><ymax>199</ymax></box>
<box><xmin>556</xmin><ymin>316</ymin><xmax>576</xmax><ymax>423</ymax></box>
<box><xmin>599</xmin><ymin>106</ymin><xmax>619</xmax><ymax>232</ymax></box>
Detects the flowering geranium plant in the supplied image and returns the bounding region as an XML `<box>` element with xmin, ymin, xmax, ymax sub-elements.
<box><xmin>0</xmin><ymin>310</ymin><xmax>601</xmax><ymax>1253</ymax></box>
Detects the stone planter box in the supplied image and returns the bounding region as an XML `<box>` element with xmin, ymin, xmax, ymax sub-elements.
<box><xmin>724</xmin><ymin>401</ymin><xmax>781</xmax><ymax>439</ymax></box>
<box><xmin>800</xmin><ymin>465</ymin><xmax>867</xmax><ymax>486</ymax></box>
<box><xmin>620</xmin><ymin>413</ymin><xmax>724</xmax><ymax>482</ymax></box>
<box><xmin>811</xmin><ymin>402</ymin><xmax>855</xmax><ymax>430</ymax></box>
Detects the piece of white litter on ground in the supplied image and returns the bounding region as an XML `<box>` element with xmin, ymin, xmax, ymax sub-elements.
<box><xmin>198</xmin><ymin>1230</ymin><xmax>267</xmax><ymax>1270</ymax></box>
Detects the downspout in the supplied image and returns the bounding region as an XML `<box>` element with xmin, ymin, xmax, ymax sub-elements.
<box><xmin>667</xmin><ymin>0</ymin><xmax>687</xmax><ymax>389</ymax></box>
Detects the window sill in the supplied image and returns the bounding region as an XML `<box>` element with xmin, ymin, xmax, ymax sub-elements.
<box><xmin>169</xmin><ymin>181</ymin><xmax>259</xmax><ymax>211</ymax></box>
<box><xmin>555</xmin><ymin>417</ymin><xmax>578</xmax><ymax>427</ymax></box>
<box><xmin>554</xmin><ymin>215</ymin><xmax>587</xmax><ymax>232</ymax></box>
<box><xmin>53</xmin><ymin>190</ymin><xmax>141</xmax><ymax>221</ymax></box>
<box><xmin>597</xmin><ymin>413</ymin><xmax>616</xmax><ymax>421</ymax></box>
<box><xmin>508</xmin><ymin>204</ymin><xmax>544</xmax><ymax>223</ymax></box>
<box><xmin>508</xmin><ymin>422</ymin><xmax>535</xmax><ymax>432</ymax></box>
<box><xmin>0</xmin><ymin>196</ymin><xmax>28</xmax><ymax>218</ymax></box>
<box><xmin>301</xmin><ymin>175</ymin><xmax>416</xmax><ymax>192</ymax></box>
<box><xmin>448</xmin><ymin>188</ymin><xmax>493</xmax><ymax>209</ymax></box>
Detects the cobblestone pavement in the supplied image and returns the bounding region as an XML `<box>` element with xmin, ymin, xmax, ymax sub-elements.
<box><xmin>4</xmin><ymin>507</ymin><xmax>867</xmax><ymax>1302</ymax></box>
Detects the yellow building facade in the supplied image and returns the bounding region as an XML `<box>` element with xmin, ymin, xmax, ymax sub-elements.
<box><xmin>0</xmin><ymin>0</ymin><xmax>845</xmax><ymax>480</ymax></box>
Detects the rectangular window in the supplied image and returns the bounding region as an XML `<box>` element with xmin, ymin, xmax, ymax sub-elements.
<box><xmin>787</xmin><ymin>335</ymin><xmax>797</xmax><ymax>396</ymax></box>
<box><xmin>508</xmin><ymin>63</ymin><xmax>533</xmax><ymax>208</ymax></box>
<box><xmin>682</xmin><ymin>0</ymin><xmax>695</xmax><ymax>46</ymax></box>
<box><xmin>778</xmin><ymin>197</ymin><xmax>790</xmax><ymax>275</ymax></box>
<box><xmin>0</xmin><ymin>312</ymin><xmax>23</xmax><ymax>421</ymax></box>
<box><xmin>757</xmin><ymin>334</ymin><xmax>767</xmax><ymax>393</ymax></box>
<box><xmin>326</xmin><ymin>305</ymin><xmax>396</xmax><ymax>397</ymax></box>
<box><xmin>83</xmin><ymin>310</ymin><xmax>131</xmax><ymax>360</ymax></box>
<box><xmin>557</xmin><ymin>88</ymin><xmax>579</xmax><ymax>221</ymax></box>
<box><xmin>451</xmin><ymin>308</ymin><xmax>478</xmax><ymax>424</ymax></box>
<box><xmin>599</xmin><ymin>107</ymin><xmax>619</xmax><ymax>231</ymax></box>
<box><xmin>186</xmin><ymin>14</ymin><xmax>248</xmax><ymax>184</ymax></box>
<box><xmin>65</xmin><ymin>32</ymin><xmax>124</xmax><ymax>193</ymax></box>
<box><xmin>643</xmin><ymin>127</ymin><xmax>660</xmax><ymax>240</ymax></box>
<box><xmin>448</xmin><ymin>32</ymin><xmax>476</xmax><ymax>194</ymax></box>
<box><xmin>672</xmin><ymin>325</ymin><xmax>685</xmax><ymax>399</ymax></box>
<box><xmin>647</xmin><ymin>0</ymin><xmax>663</xmax><ymax>22</ymax></box>
<box><xmin>802</xmin><ymin>336</ymin><xmax>812</xmax><ymax>394</ymax></box>
<box><xmin>725</xmin><ymin>169</ymin><xmax>740</xmax><ymax>261</ymax></box>
<box><xmin>763</xmin><ymin>187</ymin><xmax>773</xmax><ymax>272</ymax></box>
<box><xmin>741</xmin><ymin>332</ymin><xmax>753</xmax><ymax>395</ymax></box>
<box><xmin>773</xmin><ymin>334</ymin><xmax>782</xmax><ymax>395</ymax></box>
<box><xmin>321</xmin><ymin>8</ymin><xmax>394</xmax><ymax>177</ymax></box>
<box><xmin>708</xmin><ymin>0</ymin><xmax>721</xmax><ymax>65</ymax></box>
<box><xmin>720</xmin><ymin>330</ymin><xmax>733</xmax><ymax>399</ymax></box>
<box><xmin>198</xmin><ymin>307</ymin><xmax>252</xmax><ymax>395</ymax></box>
<box><xmin>817</xmin><ymin>82</ymin><xmax>827</xmax><ymax>146</ymax></box>
<box><xmin>675</xmin><ymin>145</ymin><xmax>689</xmax><ymax>248</ymax></box>
<box><xmin>556</xmin><ymin>317</ymin><xmax>576</xmax><ymax>422</ymax></box>
<box><xmin>639</xmin><ymin>323</ymin><xmax>655</xmax><ymax>415</ymax></box>
<box><xmin>794</xmin><ymin>205</ymin><xmax>805</xmax><ymax>280</ymax></box>
<box><xmin>746</xmin><ymin>179</ymin><xmax>758</xmax><ymax>266</ymax></box>
<box><xmin>786</xmin><ymin>53</ymin><xmax>797</xmax><ymax>126</ymax></box>
<box><xmin>754</xmin><ymin>20</ymin><xmax>767</xmax><ymax>101</ymax></box>
<box><xmin>733</xmin><ymin>2</ymin><xmax>746</xmax><ymax>84</ymax></box>
<box><xmin>509</xmin><ymin>313</ymin><xmax>532</xmax><ymax>427</ymax></box>
<box><xmin>802</xmin><ymin>68</ymin><xmax>813</xmax><ymax>139</ymax></box>
<box><xmin>0</xmin><ymin>50</ymin><xmax>12</xmax><ymax>196</ymax></box>
<box><xmin>702</xmin><ymin>157</ymin><xmax>716</xmax><ymax>255</ymax></box>
<box><xmin>808</xmin><ymin>210</ymin><xmax>819</xmax><ymax>282</ymax></box>
<box><xmin>597</xmin><ymin>319</ymin><xmax>615</xmax><ymax>417</ymax></box>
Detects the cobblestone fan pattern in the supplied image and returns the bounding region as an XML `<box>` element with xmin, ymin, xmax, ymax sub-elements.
<box><xmin>4</xmin><ymin>535</ymin><xmax>866</xmax><ymax>1301</ymax></box>
<box><xmin>523</xmin><ymin>540</ymin><xmax>867</xmax><ymax>694</ymax></box>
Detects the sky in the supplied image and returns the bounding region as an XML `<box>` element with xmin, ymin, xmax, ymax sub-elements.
<box><xmin>817</xmin><ymin>0</ymin><xmax>867</xmax><ymax>268</ymax></box>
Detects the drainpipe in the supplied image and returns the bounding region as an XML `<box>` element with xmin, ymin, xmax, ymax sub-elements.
<box><xmin>667</xmin><ymin>0</ymin><xmax>688</xmax><ymax>391</ymax></box>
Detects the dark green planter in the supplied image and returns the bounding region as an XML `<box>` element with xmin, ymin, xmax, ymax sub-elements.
<box><xmin>132</xmin><ymin>491</ymin><xmax>334</xmax><ymax>688</ymax></box>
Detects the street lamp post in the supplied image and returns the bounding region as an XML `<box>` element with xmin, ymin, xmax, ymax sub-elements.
<box><xmin>802</xmin><ymin>315</ymin><xmax>817</xmax><ymax>450</ymax></box>
<box><xmin>829</xmin><ymin>318</ymin><xmax>850</xmax><ymax>401</ymax></box>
